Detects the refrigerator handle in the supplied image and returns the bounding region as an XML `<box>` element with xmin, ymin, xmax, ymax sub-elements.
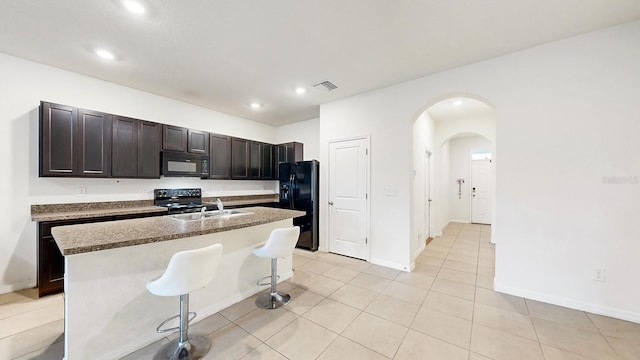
<box><xmin>290</xmin><ymin>173</ymin><xmax>296</xmax><ymax>209</ymax></box>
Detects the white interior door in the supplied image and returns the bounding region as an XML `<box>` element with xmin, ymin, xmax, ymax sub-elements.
<box><xmin>329</xmin><ymin>137</ymin><xmax>369</xmax><ymax>260</ymax></box>
<box><xmin>471</xmin><ymin>159</ymin><xmax>492</xmax><ymax>224</ymax></box>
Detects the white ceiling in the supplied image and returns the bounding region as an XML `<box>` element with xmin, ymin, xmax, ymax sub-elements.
<box><xmin>1</xmin><ymin>1</ymin><xmax>639</xmax><ymax>126</ymax></box>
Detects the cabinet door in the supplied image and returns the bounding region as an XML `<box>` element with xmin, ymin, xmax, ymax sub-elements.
<box><xmin>112</xmin><ymin>116</ymin><xmax>137</xmax><ymax>177</ymax></box>
<box><xmin>274</xmin><ymin>145</ymin><xmax>286</xmax><ymax>180</ymax></box>
<box><xmin>261</xmin><ymin>143</ymin><xmax>274</xmax><ymax>179</ymax></box>
<box><xmin>77</xmin><ymin>108</ymin><xmax>112</xmax><ymax>177</ymax></box>
<box><xmin>162</xmin><ymin>125</ymin><xmax>188</xmax><ymax>152</ymax></box>
<box><xmin>231</xmin><ymin>138</ymin><xmax>249</xmax><ymax>179</ymax></box>
<box><xmin>38</xmin><ymin>235</ymin><xmax>65</xmax><ymax>296</ymax></box>
<box><xmin>284</xmin><ymin>142</ymin><xmax>304</xmax><ymax>162</ymax></box>
<box><xmin>137</xmin><ymin>121</ymin><xmax>161</xmax><ymax>178</ymax></box>
<box><xmin>249</xmin><ymin>141</ymin><xmax>261</xmax><ymax>179</ymax></box>
<box><xmin>274</xmin><ymin>142</ymin><xmax>303</xmax><ymax>179</ymax></box>
<box><xmin>188</xmin><ymin>129</ymin><xmax>209</xmax><ymax>154</ymax></box>
<box><xmin>209</xmin><ymin>133</ymin><xmax>231</xmax><ymax>179</ymax></box>
<box><xmin>40</xmin><ymin>102</ymin><xmax>77</xmax><ymax>176</ymax></box>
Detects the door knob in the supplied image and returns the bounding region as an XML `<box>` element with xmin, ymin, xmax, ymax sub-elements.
<box><xmin>328</xmin><ymin>201</ymin><xmax>334</xmax><ymax>205</ymax></box>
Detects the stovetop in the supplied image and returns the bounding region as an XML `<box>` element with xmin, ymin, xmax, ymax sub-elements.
<box><xmin>154</xmin><ymin>188</ymin><xmax>207</xmax><ymax>214</ymax></box>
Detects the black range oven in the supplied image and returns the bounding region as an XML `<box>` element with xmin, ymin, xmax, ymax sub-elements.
<box><xmin>154</xmin><ymin>188</ymin><xmax>209</xmax><ymax>214</ymax></box>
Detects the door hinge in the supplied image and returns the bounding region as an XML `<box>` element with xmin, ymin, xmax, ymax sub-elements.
<box><xmin>365</xmin><ymin>237</ymin><xmax>368</xmax><ymax>244</ymax></box>
<box><xmin>365</xmin><ymin>148</ymin><xmax>368</xmax><ymax>155</ymax></box>
<box><xmin>366</xmin><ymin>193</ymin><xmax>368</xmax><ymax>199</ymax></box>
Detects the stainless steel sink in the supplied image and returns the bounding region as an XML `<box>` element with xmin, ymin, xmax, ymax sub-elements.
<box><xmin>169</xmin><ymin>209</ymin><xmax>253</xmax><ymax>221</ymax></box>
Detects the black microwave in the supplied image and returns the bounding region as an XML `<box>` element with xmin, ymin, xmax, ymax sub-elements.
<box><xmin>161</xmin><ymin>151</ymin><xmax>209</xmax><ymax>178</ymax></box>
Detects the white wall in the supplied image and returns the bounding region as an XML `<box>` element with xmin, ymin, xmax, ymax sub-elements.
<box><xmin>448</xmin><ymin>136</ymin><xmax>492</xmax><ymax>223</ymax></box>
<box><xmin>320</xmin><ymin>20</ymin><xmax>640</xmax><ymax>322</ymax></box>
<box><xmin>320</xmin><ymin>91</ymin><xmax>416</xmax><ymax>270</ymax></box>
<box><xmin>431</xmin><ymin>112</ymin><xmax>496</xmax><ymax>233</ymax></box>
<box><xmin>411</xmin><ymin>112</ymin><xmax>435</xmax><ymax>262</ymax></box>
<box><xmin>275</xmin><ymin>118</ymin><xmax>320</xmax><ymax>161</ymax></box>
<box><xmin>0</xmin><ymin>53</ymin><xmax>280</xmax><ymax>294</ymax></box>
<box><xmin>435</xmin><ymin>141</ymin><xmax>450</xmax><ymax>236</ymax></box>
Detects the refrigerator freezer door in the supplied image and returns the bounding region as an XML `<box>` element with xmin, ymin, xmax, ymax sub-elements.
<box><xmin>278</xmin><ymin>160</ymin><xmax>319</xmax><ymax>251</ymax></box>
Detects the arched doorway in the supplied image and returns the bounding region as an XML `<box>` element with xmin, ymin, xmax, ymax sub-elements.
<box><xmin>410</xmin><ymin>95</ymin><xmax>496</xmax><ymax>262</ymax></box>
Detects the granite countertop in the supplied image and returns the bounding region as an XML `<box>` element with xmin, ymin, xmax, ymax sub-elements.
<box><xmin>51</xmin><ymin>206</ymin><xmax>304</xmax><ymax>255</ymax></box>
<box><xmin>31</xmin><ymin>205</ymin><xmax>168</xmax><ymax>222</ymax></box>
<box><xmin>30</xmin><ymin>194</ymin><xmax>279</xmax><ymax>222</ymax></box>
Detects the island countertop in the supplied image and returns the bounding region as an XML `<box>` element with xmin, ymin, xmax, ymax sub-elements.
<box><xmin>51</xmin><ymin>206</ymin><xmax>304</xmax><ymax>255</ymax></box>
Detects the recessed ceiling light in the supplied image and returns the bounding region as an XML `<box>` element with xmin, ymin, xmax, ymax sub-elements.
<box><xmin>123</xmin><ymin>0</ymin><xmax>145</xmax><ymax>14</ymax></box>
<box><xmin>295</xmin><ymin>87</ymin><xmax>307</xmax><ymax>95</ymax></box>
<box><xmin>452</xmin><ymin>99</ymin><xmax>463</xmax><ymax>106</ymax></box>
<box><xmin>250</xmin><ymin>102</ymin><xmax>262</xmax><ymax>109</ymax></box>
<box><xmin>95</xmin><ymin>49</ymin><xmax>115</xmax><ymax>60</ymax></box>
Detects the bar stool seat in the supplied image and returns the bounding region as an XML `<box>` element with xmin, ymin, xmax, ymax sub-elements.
<box><xmin>146</xmin><ymin>243</ymin><xmax>223</xmax><ymax>360</ymax></box>
<box><xmin>253</xmin><ymin>227</ymin><xmax>300</xmax><ymax>309</ymax></box>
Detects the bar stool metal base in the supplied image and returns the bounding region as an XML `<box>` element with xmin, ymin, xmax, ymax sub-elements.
<box><xmin>153</xmin><ymin>335</ymin><xmax>211</xmax><ymax>360</ymax></box>
<box><xmin>255</xmin><ymin>291</ymin><xmax>291</xmax><ymax>309</ymax></box>
<box><xmin>255</xmin><ymin>257</ymin><xmax>292</xmax><ymax>310</ymax></box>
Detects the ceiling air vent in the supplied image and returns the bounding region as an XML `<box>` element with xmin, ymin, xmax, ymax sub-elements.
<box><xmin>312</xmin><ymin>80</ymin><xmax>338</xmax><ymax>92</ymax></box>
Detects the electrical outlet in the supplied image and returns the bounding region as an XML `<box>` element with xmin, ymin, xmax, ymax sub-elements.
<box><xmin>594</xmin><ymin>268</ymin><xmax>606</xmax><ymax>282</ymax></box>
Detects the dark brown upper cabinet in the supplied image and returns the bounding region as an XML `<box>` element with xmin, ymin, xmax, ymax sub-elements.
<box><xmin>231</xmin><ymin>138</ymin><xmax>249</xmax><ymax>179</ymax></box>
<box><xmin>40</xmin><ymin>102</ymin><xmax>112</xmax><ymax>177</ymax></box>
<box><xmin>112</xmin><ymin>116</ymin><xmax>161</xmax><ymax>178</ymax></box>
<box><xmin>137</xmin><ymin>121</ymin><xmax>162</xmax><ymax>178</ymax></box>
<box><xmin>187</xmin><ymin>129</ymin><xmax>209</xmax><ymax>154</ymax></box>
<box><xmin>39</xmin><ymin>101</ymin><xmax>304</xmax><ymax>181</ymax></box>
<box><xmin>231</xmin><ymin>138</ymin><xmax>264</xmax><ymax>180</ymax></box>
<box><xmin>112</xmin><ymin>116</ymin><xmax>136</xmax><ymax>177</ymax></box>
<box><xmin>274</xmin><ymin>142</ymin><xmax>303</xmax><ymax>179</ymax></box>
<box><xmin>209</xmin><ymin>133</ymin><xmax>231</xmax><ymax>179</ymax></box>
<box><xmin>249</xmin><ymin>141</ymin><xmax>261</xmax><ymax>179</ymax></box>
<box><xmin>261</xmin><ymin>143</ymin><xmax>274</xmax><ymax>179</ymax></box>
<box><xmin>162</xmin><ymin>124</ymin><xmax>188</xmax><ymax>152</ymax></box>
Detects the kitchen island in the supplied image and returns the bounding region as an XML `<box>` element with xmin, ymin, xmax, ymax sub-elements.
<box><xmin>50</xmin><ymin>206</ymin><xmax>304</xmax><ymax>360</ymax></box>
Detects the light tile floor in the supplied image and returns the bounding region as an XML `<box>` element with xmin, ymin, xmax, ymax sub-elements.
<box><xmin>2</xmin><ymin>223</ymin><xmax>640</xmax><ymax>359</ymax></box>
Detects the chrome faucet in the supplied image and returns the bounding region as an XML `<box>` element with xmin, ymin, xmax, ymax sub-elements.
<box><xmin>216</xmin><ymin>198</ymin><xmax>224</xmax><ymax>213</ymax></box>
<box><xmin>200</xmin><ymin>206</ymin><xmax>207</xmax><ymax>219</ymax></box>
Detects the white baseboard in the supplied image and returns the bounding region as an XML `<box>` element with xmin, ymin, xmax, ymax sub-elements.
<box><xmin>412</xmin><ymin>243</ymin><xmax>426</xmax><ymax>260</ymax></box>
<box><xmin>449</xmin><ymin>219</ymin><xmax>470</xmax><ymax>224</ymax></box>
<box><xmin>0</xmin><ymin>280</ymin><xmax>36</xmax><ymax>295</ymax></box>
<box><xmin>370</xmin><ymin>257</ymin><xmax>410</xmax><ymax>272</ymax></box>
<box><xmin>494</xmin><ymin>280</ymin><xmax>640</xmax><ymax>324</ymax></box>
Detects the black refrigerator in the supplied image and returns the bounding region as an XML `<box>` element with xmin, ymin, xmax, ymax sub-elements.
<box><xmin>279</xmin><ymin>160</ymin><xmax>319</xmax><ymax>251</ymax></box>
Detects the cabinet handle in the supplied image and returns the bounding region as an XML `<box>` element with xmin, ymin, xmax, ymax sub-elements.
<box><xmin>328</xmin><ymin>201</ymin><xmax>334</xmax><ymax>205</ymax></box>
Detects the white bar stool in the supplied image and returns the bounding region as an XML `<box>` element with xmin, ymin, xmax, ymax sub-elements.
<box><xmin>253</xmin><ymin>226</ymin><xmax>300</xmax><ymax>309</ymax></box>
<box><xmin>146</xmin><ymin>243</ymin><xmax>223</xmax><ymax>360</ymax></box>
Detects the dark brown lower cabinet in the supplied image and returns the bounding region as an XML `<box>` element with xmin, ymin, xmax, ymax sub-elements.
<box><xmin>37</xmin><ymin>212</ymin><xmax>164</xmax><ymax>297</ymax></box>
